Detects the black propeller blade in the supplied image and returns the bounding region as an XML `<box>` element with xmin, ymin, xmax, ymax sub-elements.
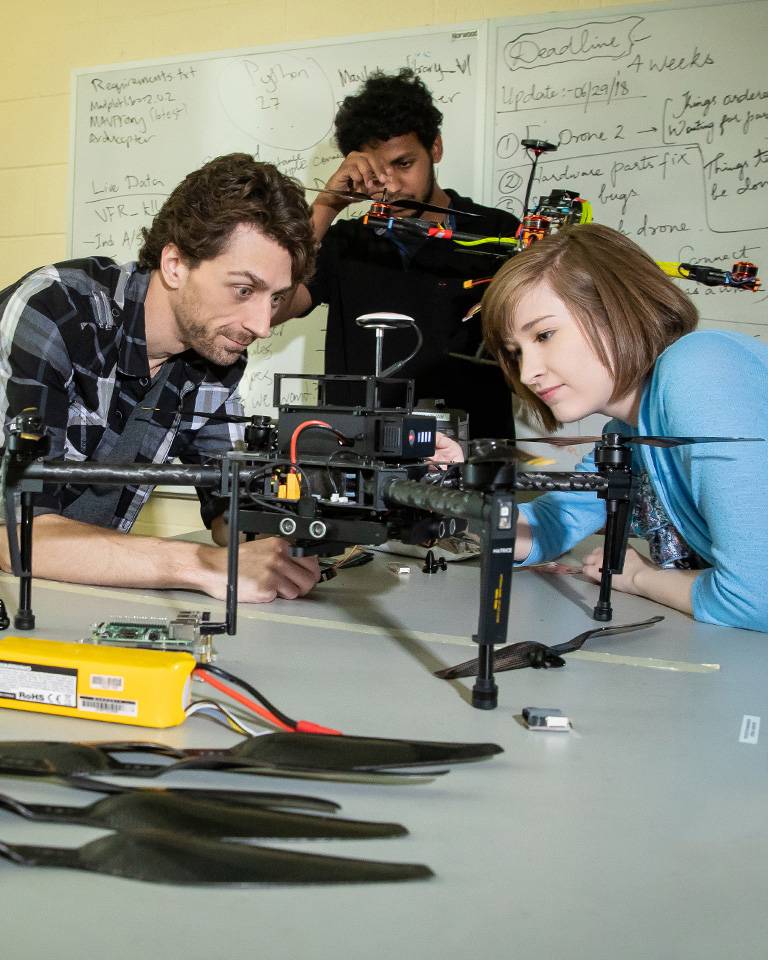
<box><xmin>468</xmin><ymin>435</ymin><xmax>765</xmax><ymax>463</ymax></box>
<box><xmin>306</xmin><ymin>186</ymin><xmax>481</xmax><ymax>218</ymax></box>
<box><xmin>468</xmin><ymin>439</ymin><xmax>555</xmax><ymax>464</ymax></box>
<box><xmin>0</xmin><ymin>831</ymin><xmax>433</xmax><ymax>885</ymax></box>
<box><xmin>0</xmin><ymin>739</ymin><xmax>434</xmax><ymax>786</ymax></box>
<box><xmin>62</xmin><ymin>776</ymin><xmax>339</xmax><ymax>812</ymax></box>
<box><xmin>509</xmin><ymin>434</ymin><xmax>764</xmax><ymax>449</ymax></box>
<box><xmin>194</xmin><ymin>411</ymin><xmax>259</xmax><ymax>424</ymax></box>
<box><xmin>0</xmin><ymin>788</ymin><xmax>406</xmax><ymax>840</ymax></box>
<box><xmin>195</xmin><ymin>732</ymin><xmax>503</xmax><ymax>770</ymax></box>
<box><xmin>0</xmin><ymin>733</ymin><xmax>501</xmax><ymax>785</ymax></box>
<box><xmin>435</xmin><ymin>616</ymin><xmax>664</xmax><ymax>679</ymax></box>
<box><xmin>139</xmin><ymin>407</ymin><xmax>261</xmax><ymax>424</ymax></box>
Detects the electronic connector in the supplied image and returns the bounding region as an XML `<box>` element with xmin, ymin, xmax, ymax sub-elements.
<box><xmin>522</xmin><ymin>706</ymin><xmax>571</xmax><ymax>731</ymax></box>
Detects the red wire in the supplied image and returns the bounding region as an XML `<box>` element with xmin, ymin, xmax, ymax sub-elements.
<box><xmin>193</xmin><ymin>669</ymin><xmax>294</xmax><ymax>732</ymax></box>
<box><xmin>193</xmin><ymin>669</ymin><xmax>342</xmax><ymax>736</ymax></box>
<box><xmin>289</xmin><ymin>419</ymin><xmax>333</xmax><ymax>469</ymax></box>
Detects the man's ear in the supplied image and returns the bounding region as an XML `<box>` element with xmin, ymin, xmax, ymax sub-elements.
<box><xmin>430</xmin><ymin>134</ymin><xmax>444</xmax><ymax>165</ymax></box>
<box><xmin>159</xmin><ymin>243</ymin><xmax>188</xmax><ymax>290</ymax></box>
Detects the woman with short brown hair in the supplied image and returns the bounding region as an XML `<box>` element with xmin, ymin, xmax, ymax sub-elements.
<box><xmin>477</xmin><ymin>224</ymin><xmax>768</xmax><ymax>631</ymax></box>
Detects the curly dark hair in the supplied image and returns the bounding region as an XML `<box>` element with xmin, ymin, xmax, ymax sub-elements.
<box><xmin>137</xmin><ymin>153</ymin><xmax>315</xmax><ymax>284</ymax></box>
<box><xmin>334</xmin><ymin>69</ymin><xmax>443</xmax><ymax>155</ymax></box>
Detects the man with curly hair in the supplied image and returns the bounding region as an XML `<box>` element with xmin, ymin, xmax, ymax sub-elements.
<box><xmin>278</xmin><ymin>69</ymin><xmax>519</xmax><ymax>438</ymax></box>
<box><xmin>0</xmin><ymin>153</ymin><xmax>321</xmax><ymax>603</ymax></box>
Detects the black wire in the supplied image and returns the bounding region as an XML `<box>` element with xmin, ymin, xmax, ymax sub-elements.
<box><xmin>195</xmin><ymin>662</ymin><xmax>297</xmax><ymax>729</ymax></box>
<box><xmin>433</xmin><ymin>463</ymin><xmax>462</xmax><ymax>488</ymax></box>
<box><xmin>297</xmin><ymin>463</ymin><xmax>314</xmax><ymax>498</ymax></box>
<box><xmin>326</xmin><ymin>464</ymin><xmax>338</xmax><ymax>497</ymax></box>
<box><xmin>250</xmin><ymin>499</ymin><xmax>303</xmax><ymax>517</ymax></box>
<box><xmin>325</xmin><ymin>448</ymin><xmax>368</xmax><ymax>496</ymax></box>
<box><xmin>243</xmin><ymin>459</ymin><xmax>293</xmax><ymax>485</ymax></box>
<box><xmin>380</xmin><ymin>324</ymin><xmax>423</xmax><ymax>378</ymax></box>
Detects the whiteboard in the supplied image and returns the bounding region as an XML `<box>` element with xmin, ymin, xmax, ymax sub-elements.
<box><xmin>69</xmin><ymin>25</ymin><xmax>485</xmax><ymax>414</ymax></box>
<box><xmin>486</xmin><ymin>0</ymin><xmax>768</xmax><ymax>338</ymax></box>
<box><xmin>69</xmin><ymin>1</ymin><xmax>768</xmax><ymax>425</ymax></box>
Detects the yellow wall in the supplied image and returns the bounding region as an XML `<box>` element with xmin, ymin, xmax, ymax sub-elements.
<box><xmin>1</xmin><ymin>0</ymin><xmax>659</xmax><ymax>288</ymax></box>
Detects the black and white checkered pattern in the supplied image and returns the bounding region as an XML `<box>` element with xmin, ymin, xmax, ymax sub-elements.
<box><xmin>0</xmin><ymin>257</ymin><xmax>245</xmax><ymax>531</ymax></box>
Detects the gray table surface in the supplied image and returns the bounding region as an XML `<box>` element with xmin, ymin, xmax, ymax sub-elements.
<box><xmin>0</xmin><ymin>552</ymin><xmax>766</xmax><ymax>960</ymax></box>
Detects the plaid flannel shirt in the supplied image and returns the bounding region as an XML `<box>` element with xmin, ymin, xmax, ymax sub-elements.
<box><xmin>0</xmin><ymin>257</ymin><xmax>245</xmax><ymax>531</ymax></box>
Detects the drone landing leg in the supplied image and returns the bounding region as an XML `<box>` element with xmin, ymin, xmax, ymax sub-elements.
<box><xmin>14</xmin><ymin>492</ymin><xmax>35</xmax><ymax>630</ymax></box>
<box><xmin>472</xmin><ymin>641</ymin><xmax>497</xmax><ymax>710</ymax></box>
<box><xmin>593</xmin><ymin>497</ymin><xmax>618</xmax><ymax>621</ymax></box>
<box><xmin>472</xmin><ymin>492</ymin><xmax>517</xmax><ymax>710</ymax></box>
<box><xmin>225</xmin><ymin>459</ymin><xmax>240</xmax><ymax>636</ymax></box>
<box><xmin>593</xmin><ymin>570</ymin><xmax>613</xmax><ymax>622</ymax></box>
<box><xmin>593</xmin><ymin>494</ymin><xmax>634</xmax><ymax>622</ymax></box>
<box><xmin>593</xmin><ymin>435</ymin><xmax>638</xmax><ymax>623</ymax></box>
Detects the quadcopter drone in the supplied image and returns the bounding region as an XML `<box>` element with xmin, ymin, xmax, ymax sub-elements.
<box><xmin>0</xmin><ymin>312</ymin><xmax>760</xmax><ymax>712</ymax></box>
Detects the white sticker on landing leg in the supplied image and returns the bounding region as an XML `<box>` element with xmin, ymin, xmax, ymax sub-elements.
<box><xmin>738</xmin><ymin>715</ymin><xmax>760</xmax><ymax>744</ymax></box>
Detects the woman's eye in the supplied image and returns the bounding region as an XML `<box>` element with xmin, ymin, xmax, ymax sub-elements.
<box><xmin>535</xmin><ymin>330</ymin><xmax>554</xmax><ymax>343</ymax></box>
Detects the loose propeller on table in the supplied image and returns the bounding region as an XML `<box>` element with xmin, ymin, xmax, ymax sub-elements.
<box><xmin>0</xmin><ymin>733</ymin><xmax>502</xmax><ymax>786</ymax></box>
<box><xmin>0</xmin><ymin>830</ymin><xmax>432</xmax><ymax>885</ymax></box>
<box><xmin>435</xmin><ymin>616</ymin><xmax>664</xmax><ymax>679</ymax></box>
<box><xmin>0</xmin><ymin>785</ymin><xmax>406</xmax><ymax>840</ymax></box>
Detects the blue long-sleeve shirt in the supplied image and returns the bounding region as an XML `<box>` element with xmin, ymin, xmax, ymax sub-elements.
<box><xmin>518</xmin><ymin>331</ymin><xmax>768</xmax><ymax>632</ymax></box>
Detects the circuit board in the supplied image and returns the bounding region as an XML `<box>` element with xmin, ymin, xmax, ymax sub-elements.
<box><xmin>85</xmin><ymin>611</ymin><xmax>216</xmax><ymax>663</ymax></box>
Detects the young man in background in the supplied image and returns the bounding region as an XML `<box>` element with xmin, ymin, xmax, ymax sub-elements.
<box><xmin>279</xmin><ymin>69</ymin><xmax>520</xmax><ymax>439</ymax></box>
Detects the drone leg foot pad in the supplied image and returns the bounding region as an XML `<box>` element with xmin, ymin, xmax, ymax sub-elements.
<box><xmin>472</xmin><ymin>680</ymin><xmax>498</xmax><ymax>710</ymax></box>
